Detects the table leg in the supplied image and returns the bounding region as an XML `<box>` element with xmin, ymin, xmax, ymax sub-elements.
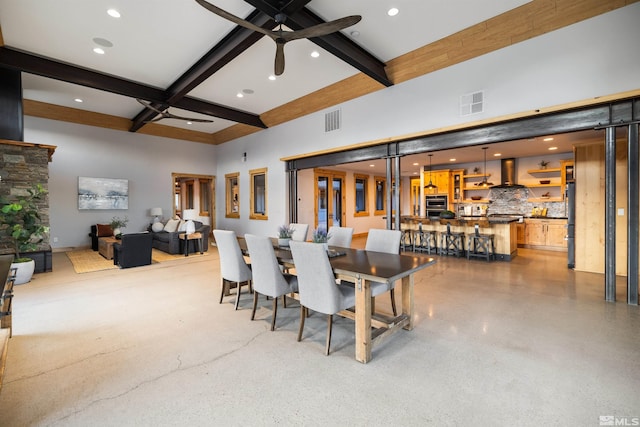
<box><xmin>354</xmin><ymin>275</ymin><xmax>372</xmax><ymax>363</ymax></box>
<box><xmin>401</xmin><ymin>274</ymin><xmax>414</xmax><ymax>330</ymax></box>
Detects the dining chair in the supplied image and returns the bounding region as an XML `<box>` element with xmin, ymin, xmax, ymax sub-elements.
<box><xmin>244</xmin><ymin>234</ymin><xmax>298</xmax><ymax>331</ymax></box>
<box><xmin>213</xmin><ymin>229</ymin><xmax>252</xmax><ymax>310</ymax></box>
<box><xmin>289</xmin><ymin>223</ymin><xmax>309</xmax><ymax>241</ymax></box>
<box><xmin>289</xmin><ymin>240</ymin><xmax>356</xmax><ymax>356</ymax></box>
<box><xmin>327</xmin><ymin>226</ymin><xmax>354</xmax><ymax>248</ymax></box>
<box><xmin>365</xmin><ymin>228</ymin><xmax>402</xmax><ymax>316</ymax></box>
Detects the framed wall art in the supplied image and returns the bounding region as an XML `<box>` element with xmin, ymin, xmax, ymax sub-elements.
<box><xmin>78</xmin><ymin>176</ymin><xmax>129</xmax><ymax>210</ymax></box>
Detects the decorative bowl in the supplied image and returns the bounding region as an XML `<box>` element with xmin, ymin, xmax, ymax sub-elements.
<box><xmin>539</xmin><ymin>180</ymin><xmax>551</xmax><ymax>185</ymax></box>
<box><xmin>470</xmin><ymin>196</ymin><xmax>482</xmax><ymax>200</ymax></box>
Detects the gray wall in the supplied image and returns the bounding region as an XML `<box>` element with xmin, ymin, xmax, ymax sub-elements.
<box><xmin>24</xmin><ymin>118</ymin><xmax>217</xmax><ymax>250</ymax></box>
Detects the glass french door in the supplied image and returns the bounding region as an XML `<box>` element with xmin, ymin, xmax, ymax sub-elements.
<box><xmin>314</xmin><ymin>169</ymin><xmax>346</xmax><ymax>231</ymax></box>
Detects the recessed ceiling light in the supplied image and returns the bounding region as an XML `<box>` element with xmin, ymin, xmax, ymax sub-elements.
<box><xmin>449</xmin><ymin>158</ymin><xmax>456</xmax><ymax>162</ymax></box>
<box><xmin>236</xmin><ymin>92</ymin><xmax>244</xmax><ymax>98</ymax></box>
<box><xmin>548</xmin><ymin>146</ymin><xmax>558</xmax><ymax>150</ymax></box>
<box><xmin>93</xmin><ymin>47</ymin><xmax>105</xmax><ymax>55</ymax></box>
<box><xmin>388</xmin><ymin>7</ymin><xmax>399</xmax><ymax>16</ymax></box>
<box><xmin>268</xmin><ymin>75</ymin><xmax>276</xmax><ymax>81</ymax></box>
<box><xmin>543</xmin><ymin>137</ymin><xmax>554</xmax><ymax>141</ymax></box>
<box><xmin>92</xmin><ymin>37</ymin><xmax>113</xmax><ymax>48</ymax></box>
<box><xmin>74</xmin><ymin>98</ymin><xmax>83</xmax><ymax>103</ymax></box>
<box><xmin>494</xmin><ymin>153</ymin><xmax>502</xmax><ymax>157</ymax></box>
<box><xmin>412</xmin><ymin>162</ymin><xmax>419</xmax><ymax>166</ymax></box>
<box><xmin>369</xmin><ymin>164</ymin><xmax>375</xmax><ymax>167</ymax></box>
<box><xmin>107</xmin><ymin>9</ymin><xmax>121</xmax><ymax>18</ymax></box>
<box><xmin>186</xmin><ymin>121</ymin><xmax>193</xmax><ymax>125</ymax></box>
<box><xmin>310</xmin><ymin>51</ymin><xmax>320</xmax><ymax>58</ymax></box>
<box><xmin>350</xmin><ymin>30</ymin><xmax>360</xmax><ymax>37</ymax></box>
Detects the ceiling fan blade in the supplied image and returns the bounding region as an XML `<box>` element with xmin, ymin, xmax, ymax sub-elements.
<box><xmin>282</xmin><ymin>15</ymin><xmax>361</xmax><ymax>41</ymax></box>
<box><xmin>195</xmin><ymin>0</ymin><xmax>275</xmax><ymax>39</ymax></box>
<box><xmin>136</xmin><ymin>98</ymin><xmax>167</xmax><ymax>115</ymax></box>
<box><xmin>274</xmin><ymin>41</ymin><xmax>285</xmax><ymax>76</ymax></box>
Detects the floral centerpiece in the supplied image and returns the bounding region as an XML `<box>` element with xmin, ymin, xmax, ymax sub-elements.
<box><xmin>110</xmin><ymin>216</ymin><xmax>129</xmax><ymax>238</ymax></box>
<box><xmin>277</xmin><ymin>224</ymin><xmax>294</xmax><ymax>246</ymax></box>
<box><xmin>312</xmin><ymin>228</ymin><xmax>330</xmax><ymax>251</ymax></box>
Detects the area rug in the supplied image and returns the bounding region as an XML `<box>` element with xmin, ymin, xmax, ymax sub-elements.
<box><xmin>67</xmin><ymin>249</ymin><xmax>210</xmax><ymax>274</ymax></box>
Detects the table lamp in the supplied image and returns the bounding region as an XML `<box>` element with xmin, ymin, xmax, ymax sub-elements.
<box><xmin>182</xmin><ymin>209</ymin><xmax>197</xmax><ymax>234</ymax></box>
<box><xmin>150</xmin><ymin>207</ymin><xmax>163</xmax><ymax>222</ymax></box>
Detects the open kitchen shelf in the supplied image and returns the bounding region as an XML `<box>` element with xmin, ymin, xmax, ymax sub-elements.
<box><xmin>527</xmin><ymin>168</ymin><xmax>561</xmax><ymax>174</ymax></box>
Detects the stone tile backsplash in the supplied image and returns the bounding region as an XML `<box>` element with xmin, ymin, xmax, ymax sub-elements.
<box><xmin>455</xmin><ymin>187</ymin><xmax>567</xmax><ymax>217</ymax></box>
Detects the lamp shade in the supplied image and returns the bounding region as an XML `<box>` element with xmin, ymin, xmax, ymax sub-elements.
<box><xmin>150</xmin><ymin>207</ymin><xmax>163</xmax><ymax>217</ymax></box>
<box><xmin>182</xmin><ymin>209</ymin><xmax>197</xmax><ymax>221</ymax></box>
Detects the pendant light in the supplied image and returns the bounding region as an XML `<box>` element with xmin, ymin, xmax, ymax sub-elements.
<box><xmin>424</xmin><ymin>154</ymin><xmax>438</xmax><ymax>191</ymax></box>
<box><xmin>479</xmin><ymin>147</ymin><xmax>494</xmax><ymax>188</ymax></box>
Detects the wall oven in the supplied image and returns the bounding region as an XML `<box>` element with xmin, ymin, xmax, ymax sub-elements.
<box><xmin>425</xmin><ymin>195</ymin><xmax>448</xmax><ymax>218</ymax></box>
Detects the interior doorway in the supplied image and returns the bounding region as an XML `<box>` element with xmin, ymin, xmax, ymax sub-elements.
<box><xmin>172</xmin><ymin>173</ymin><xmax>216</xmax><ymax>234</ymax></box>
<box><xmin>314</xmin><ymin>169</ymin><xmax>346</xmax><ymax>231</ymax></box>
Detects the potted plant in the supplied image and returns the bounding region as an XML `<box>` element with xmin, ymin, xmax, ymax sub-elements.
<box><xmin>312</xmin><ymin>228</ymin><xmax>330</xmax><ymax>251</ymax></box>
<box><xmin>439</xmin><ymin>209</ymin><xmax>455</xmax><ymax>219</ymax></box>
<box><xmin>277</xmin><ymin>224</ymin><xmax>294</xmax><ymax>247</ymax></box>
<box><xmin>538</xmin><ymin>160</ymin><xmax>549</xmax><ymax>169</ymax></box>
<box><xmin>110</xmin><ymin>216</ymin><xmax>128</xmax><ymax>238</ymax></box>
<box><xmin>0</xmin><ymin>184</ymin><xmax>49</xmax><ymax>284</ymax></box>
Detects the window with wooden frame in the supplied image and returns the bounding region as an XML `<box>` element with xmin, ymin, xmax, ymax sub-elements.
<box><xmin>354</xmin><ymin>174</ymin><xmax>369</xmax><ymax>216</ymax></box>
<box><xmin>374</xmin><ymin>176</ymin><xmax>386</xmax><ymax>215</ymax></box>
<box><xmin>249</xmin><ymin>167</ymin><xmax>268</xmax><ymax>220</ymax></box>
<box><xmin>225</xmin><ymin>172</ymin><xmax>239</xmax><ymax>218</ymax></box>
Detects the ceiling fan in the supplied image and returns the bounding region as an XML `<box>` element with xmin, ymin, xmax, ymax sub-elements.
<box><xmin>195</xmin><ymin>0</ymin><xmax>362</xmax><ymax>76</ymax></box>
<box><xmin>136</xmin><ymin>99</ymin><xmax>214</xmax><ymax>123</ymax></box>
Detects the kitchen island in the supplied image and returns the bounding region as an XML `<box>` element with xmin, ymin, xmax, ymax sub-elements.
<box><xmin>401</xmin><ymin>216</ymin><xmax>519</xmax><ymax>260</ymax></box>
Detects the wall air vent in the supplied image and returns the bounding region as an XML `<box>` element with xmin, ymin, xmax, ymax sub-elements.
<box><xmin>460</xmin><ymin>91</ymin><xmax>484</xmax><ymax>116</ymax></box>
<box><xmin>325</xmin><ymin>109</ymin><xmax>341</xmax><ymax>133</ymax></box>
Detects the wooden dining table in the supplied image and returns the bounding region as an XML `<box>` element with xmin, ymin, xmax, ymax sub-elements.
<box><xmin>238</xmin><ymin>237</ymin><xmax>437</xmax><ymax>363</ymax></box>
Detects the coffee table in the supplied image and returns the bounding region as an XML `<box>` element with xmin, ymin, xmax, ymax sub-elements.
<box><xmin>98</xmin><ymin>237</ymin><xmax>119</xmax><ymax>260</ymax></box>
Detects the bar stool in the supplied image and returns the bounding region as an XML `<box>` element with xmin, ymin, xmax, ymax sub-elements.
<box><xmin>400</xmin><ymin>220</ymin><xmax>415</xmax><ymax>252</ymax></box>
<box><xmin>439</xmin><ymin>223</ymin><xmax>465</xmax><ymax>257</ymax></box>
<box><xmin>413</xmin><ymin>222</ymin><xmax>438</xmax><ymax>254</ymax></box>
<box><xmin>467</xmin><ymin>223</ymin><xmax>495</xmax><ymax>261</ymax></box>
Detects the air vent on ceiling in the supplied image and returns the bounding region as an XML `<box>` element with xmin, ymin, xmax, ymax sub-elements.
<box><xmin>460</xmin><ymin>91</ymin><xmax>484</xmax><ymax>116</ymax></box>
<box><xmin>325</xmin><ymin>109</ymin><xmax>341</xmax><ymax>133</ymax></box>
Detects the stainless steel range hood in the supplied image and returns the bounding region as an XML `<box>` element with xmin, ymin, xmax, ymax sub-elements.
<box><xmin>491</xmin><ymin>158</ymin><xmax>525</xmax><ymax>188</ymax></box>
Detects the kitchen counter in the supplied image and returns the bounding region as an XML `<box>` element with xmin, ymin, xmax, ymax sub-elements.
<box><xmin>401</xmin><ymin>216</ymin><xmax>518</xmax><ymax>260</ymax></box>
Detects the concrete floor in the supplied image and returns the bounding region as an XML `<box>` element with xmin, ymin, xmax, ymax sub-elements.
<box><xmin>0</xmin><ymin>242</ymin><xmax>638</xmax><ymax>426</ymax></box>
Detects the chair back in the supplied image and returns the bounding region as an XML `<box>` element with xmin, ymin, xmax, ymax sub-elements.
<box><xmin>244</xmin><ymin>234</ymin><xmax>296</xmax><ymax>297</ymax></box>
<box><xmin>289</xmin><ymin>241</ymin><xmax>345</xmax><ymax>315</ymax></box>
<box><xmin>327</xmin><ymin>226</ymin><xmax>354</xmax><ymax>248</ymax></box>
<box><xmin>0</xmin><ymin>254</ymin><xmax>14</xmax><ymax>293</ymax></box>
<box><xmin>365</xmin><ymin>229</ymin><xmax>402</xmax><ymax>254</ymax></box>
<box><xmin>213</xmin><ymin>230</ymin><xmax>252</xmax><ymax>283</ymax></box>
<box><xmin>289</xmin><ymin>223</ymin><xmax>309</xmax><ymax>241</ymax></box>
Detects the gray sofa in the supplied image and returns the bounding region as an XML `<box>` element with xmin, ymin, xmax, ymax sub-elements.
<box><xmin>148</xmin><ymin>221</ymin><xmax>210</xmax><ymax>254</ymax></box>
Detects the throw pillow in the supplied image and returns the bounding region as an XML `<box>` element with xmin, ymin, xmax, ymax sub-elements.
<box><xmin>177</xmin><ymin>220</ymin><xmax>187</xmax><ymax>232</ymax></box>
<box><xmin>96</xmin><ymin>223</ymin><xmax>113</xmax><ymax>237</ymax></box>
<box><xmin>164</xmin><ymin>218</ymin><xmax>180</xmax><ymax>233</ymax></box>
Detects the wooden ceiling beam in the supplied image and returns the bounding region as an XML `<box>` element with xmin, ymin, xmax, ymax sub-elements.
<box><xmin>0</xmin><ymin>46</ymin><xmax>265</xmax><ymax>129</ymax></box>
<box><xmin>130</xmin><ymin>9</ymin><xmax>272</xmax><ymax>131</ymax></box>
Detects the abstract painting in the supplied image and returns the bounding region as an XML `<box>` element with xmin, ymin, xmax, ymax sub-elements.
<box><xmin>78</xmin><ymin>177</ymin><xmax>129</xmax><ymax>210</ymax></box>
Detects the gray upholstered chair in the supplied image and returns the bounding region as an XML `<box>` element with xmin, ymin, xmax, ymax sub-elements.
<box><xmin>213</xmin><ymin>229</ymin><xmax>252</xmax><ymax>310</ymax></box>
<box><xmin>289</xmin><ymin>240</ymin><xmax>355</xmax><ymax>356</ymax></box>
<box><xmin>244</xmin><ymin>234</ymin><xmax>298</xmax><ymax>331</ymax></box>
<box><xmin>327</xmin><ymin>226</ymin><xmax>354</xmax><ymax>248</ymax></box>
<box><xmin>365</xmin><ymin>228</ymin><xmax>402</xmax><ymax>316</ymax></box>
<box><xmin>289</xmin><ymin>223</ymin><xmax>309</xmax><ymax>242</ymax></box>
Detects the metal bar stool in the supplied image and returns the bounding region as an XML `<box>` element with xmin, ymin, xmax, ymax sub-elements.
<box><xmin>413</xmin><ymin>222</ymin><xmax>437</xmax><ymax>254</ymax></box>
<box><xmin>467</xmin><ymin>223</ymin><xmax>495</xmax><ymax>261</ymax></box>
<box><xmin>439</xmin><ymin>223</ymin><xmax>465</xmax><ymax>257</ymax></box>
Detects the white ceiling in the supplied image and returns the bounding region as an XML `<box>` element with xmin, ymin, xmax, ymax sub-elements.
<box><xmin>0</xmin><ymin>0</ymin><xmax>531</xmax><ymax>134</ymax></box>
<box><xmin>2</xmin><ymin>0</ymin><xmax>606</xmax><ymax>175</ymax></box>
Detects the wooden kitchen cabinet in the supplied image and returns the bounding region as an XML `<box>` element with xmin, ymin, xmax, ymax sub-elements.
<box><xmin>516</xmin><ymin>223</ymin><xmax>525</xmax><ymax>246</ymax></box>
<box><xmin>524</xmin><ymin>218</ymin><xmax>567</xmax><ymax>251</ymax></box>
<box><xmin>424</xmin><ymin>169</ymin><xmax>450</xmax><ymax>195</ymax></box>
